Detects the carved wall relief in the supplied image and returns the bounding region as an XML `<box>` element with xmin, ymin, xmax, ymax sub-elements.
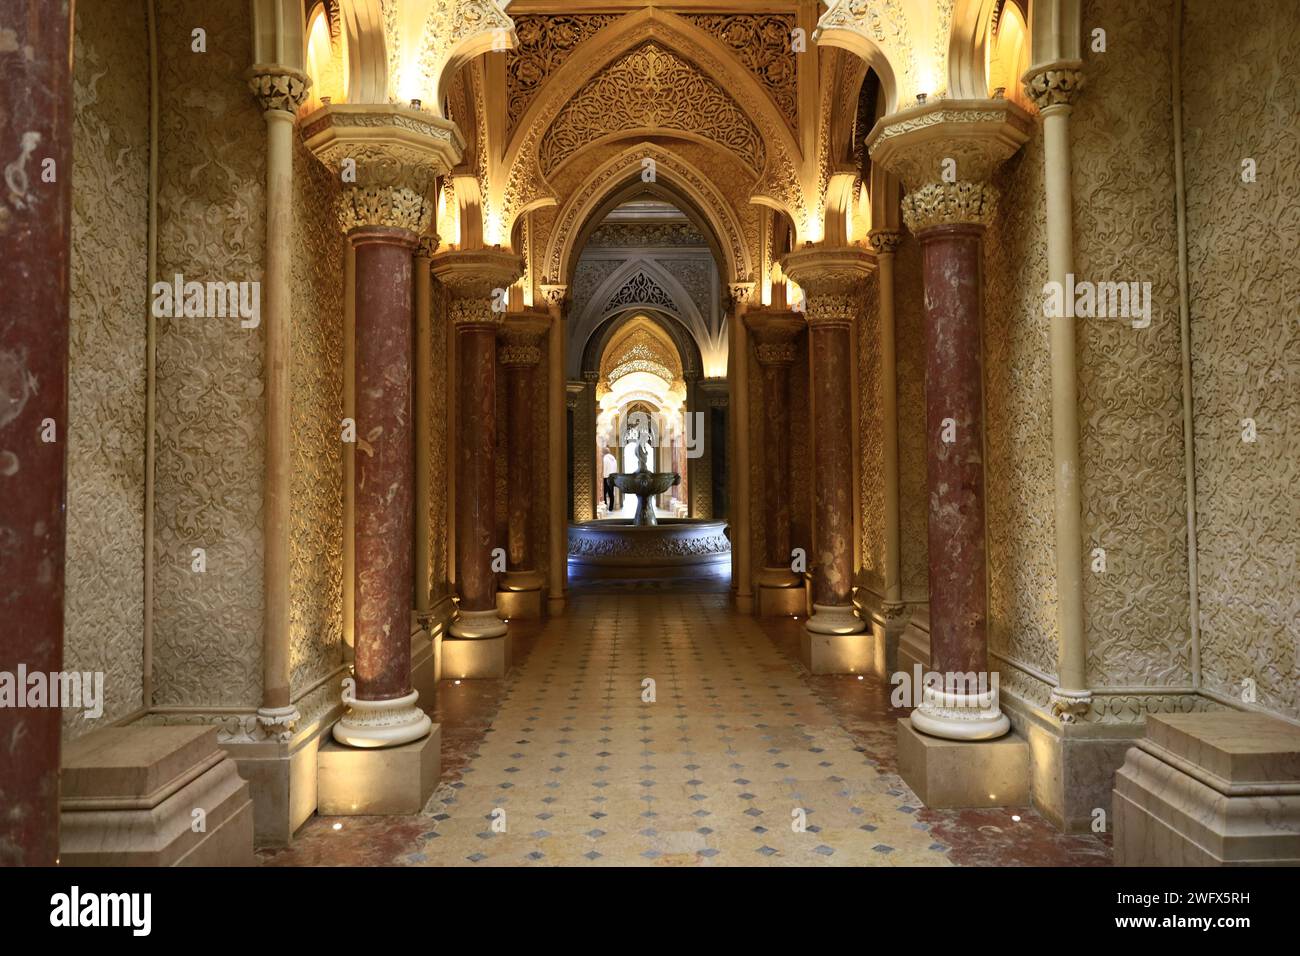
<box><xmin>1072</xmin><ymin>0</ymin><xmax>1190</xmax><ymax>690</ymax></box>
<box><xmin>152</xmin><ymin>0</ymin><xmax>266</xmax><ymax>709</ymax></box>
<box><xmin>984</xmin><ymin>126</ymin><xmax>1058</xmax><ymax>680</ymax></box>
<box><xmin>288</xmin><ymin>134</ymin><xmax>344</xmax><ymax>698</ymax></box>
<box><xmin>65</xmin><ymin>0</ymin><xmax>150</xmax><ymax>737</ymax></box>
<box><xmin>1182</xmin><ymin>1</ymin><xmax>1300</xmax><ymax>721</ymax></box>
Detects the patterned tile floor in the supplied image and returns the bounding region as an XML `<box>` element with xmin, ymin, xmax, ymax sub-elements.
<box><xmin>263</xmin><ymin>586</ymin><xmax>1112</xmax><ymax>867</ymax></box>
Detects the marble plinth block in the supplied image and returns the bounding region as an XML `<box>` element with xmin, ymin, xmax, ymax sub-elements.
<box><xmin>60</xmin><ymin>726</ymin><xmax>255</xmax><ymax>867</ymax></box>
<box><xmin>1114</xmin><ymin>713</ymin><xmax>1300</xmax><ymax>866</ymax></box>
<box><xmin>317</xmin><ymin>725</ymin><xmax>441</xmax><ymax>816</ymax></box>
<box><xmin>897</xmin><ymin>717</ymin><xmax>1029</xmax><ymax>808</ymax></box>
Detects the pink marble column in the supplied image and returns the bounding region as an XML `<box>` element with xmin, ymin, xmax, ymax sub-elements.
<box><xmin>905</xmin><ymin>203</ymin><xmax>1009</xmax><ymax>740</ymax></box>
<box><xmin>920</xmin><ymin>224</ymin><xmax>988</xmax><ymax>678</ymax></box>
<box><xmin>745</xmin><ymin>310</ymin><xmax>804</xmax><ymax>597</ymax></box>
<box><xmin>432</xmin><ymin>249</ymin><xmax>523</xmax><ymax>649</ymax></box>
<box><xmin>781</xmin><ymin>248</ymin><xmax>872</xmax><ymax>640</ymax></box>
<box><xmin>0</xmin><ymin>0</ymin><xmax>73</xmax><ymax>866</ymax></box>
<box><xmin>498</xmin><ymin>313</ymin><xmax>549</xmax><ymax>614</ymax></box>
<box><xmin>458</xmin><ymin>322</ymin><xmax>499</xmax><ymax>616</ymax></box>
<box><xmin>333</xmin><ymin>226</ymin><xmax>431</xmax><ymax>747</ymax></box>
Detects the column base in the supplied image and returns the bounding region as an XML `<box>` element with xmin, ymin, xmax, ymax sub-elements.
<box><xmin>450</xmin><ymin>606</ymin><xmax>507</xmax><ymax>638</ymax></box>
<box><xmin>910</xmin><ymin>681</ymin><xmax>1010</xmax><ymax>741</ymax></box>
<box><xmin>317</xmin><ymin>725</ymin><xmax>441</xmax><ymax>816</ymax></box>
<box><xmin>801</xmin><ymin>628</ymin><xmax>874</xmax><ymax>675</ymax></box>
<box><xmin>498</xmin><ymin>571</ymin><xmax>543</xmax><ymax>620</ymax></box>
<box><xmin>756</xmin><ymin>567</ymin><xmax>804</xmax><ymax>617</ymax></box>
<box><xmin>897</xmin><ymin>717</ymin><xmax>1030</xmax><ymax>808</ymax></box>
<box><xmin>442</xmin><ymin>631</ymin><xmax>512</xmax><ymax>679</ymax></box>
<box><xmin>332</xmin><ymin>690</ymin><xmax>432</xmax><ymax>749</ymax></box>
<box><xmin>805</xmin><ymin>602</ymin><xmax>865</xmax><ymax>635</ymax></box>
<box><xmin>547</xmin><ymin>593</ymin><xmax>567</xmax><ymax>615</ymax></box>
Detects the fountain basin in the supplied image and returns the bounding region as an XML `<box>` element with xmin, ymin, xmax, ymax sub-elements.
<box><xmin>568</xmin><ymin>518</ymin><xmax>730</xmax><ymax>578</ymax></box>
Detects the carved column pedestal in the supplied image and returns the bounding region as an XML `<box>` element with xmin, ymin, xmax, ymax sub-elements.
<box><xmin>745</xmin><ymin>309</ymin><xmax>806</xmax><ymax>617</ymax></box>
<box><xmin>432</xmin><ymin>248</ymin><xmax>524</xmax><ymax>678</ymax></box>
<box><xmin>782</xmin><ymin>247</ymin><xmax>874</xmax><ymax>672</ymax></box>
<box><xmin>498</xmin><ymin>312</ymin><xmax>550</xmax><ymax>620</ymax></box>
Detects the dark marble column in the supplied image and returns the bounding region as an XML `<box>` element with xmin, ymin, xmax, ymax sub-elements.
<box><xmin>431</xmin><ymin>250</ymin><xmax>523</xmax><ymax>649</ymax></box>
<box><xmin>498</xmin><ymin>313</ymin><xmax>549</xmax><ymax>615</ymax></box>
<box><xmin>781</xmin><ymin>249</ymin><xmax>873</xmax><ymax>640</ymax></box>
<box><xmin>334</xmin><ymin>224</ymin><xmax>431</xmax><ymax>747</ymax></box>
<box><xmin>0</xmin><ymin>0</ymin><xmax>74</xmax><ymax>866</ymax></box>
<box><xmin>747</xmin><ymin>312</ymin><xmax>804</xmax><ymax>572</ymax></box>
<box><xmin>919</xmin><ymin>224</ymin><xmax>988</xmax><ymax>677</ymax></box>
<box><xmin>901</xmin><ymin>186</ymin><xmax>1009</xmax><ymax>741</ymax></box>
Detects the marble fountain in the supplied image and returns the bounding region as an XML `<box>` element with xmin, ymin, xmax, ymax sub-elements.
<box><xmin>567</xmin><ymin>452</ymin><xmax>730</xmax><ymax>579</ymax></box>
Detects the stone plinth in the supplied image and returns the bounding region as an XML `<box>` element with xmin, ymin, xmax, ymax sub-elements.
<box><xmin>317</xmin><ymin>726</ymin><xmax>441</xmax><ymax>816</ymax></box>
<box><xmin>897</xmin><ymin>718</ymin><xmax>1030</xmax><ymax>808</ymax></box>
<box><xmin>1114</xmin><ymin>713</ymin><xmax>1300</xmax><ymax>866</ymax></box>
<box><xmin>60</xmin><ymin>726</ymin><xmax>255</xmax><ymax>867</ymax></box>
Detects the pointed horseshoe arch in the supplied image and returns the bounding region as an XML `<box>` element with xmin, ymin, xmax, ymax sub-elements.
<box><xmin>542</xmin><ymin>144</ymin><xmax>753</xmax><ymax>287</ymax></box>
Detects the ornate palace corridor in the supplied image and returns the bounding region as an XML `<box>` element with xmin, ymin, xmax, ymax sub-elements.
<box><xmin>263</xmin><ymin>585</ymin><xmax>1110</xmax><ymax>867</ymax></box>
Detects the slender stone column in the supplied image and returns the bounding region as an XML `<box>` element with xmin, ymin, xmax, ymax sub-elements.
<box><xmin>1024</xmin><ymin>63</ymin><xmax>1092</xmax><ymax>722</ymax></box>
<box><xmin>868</xmin><ymin>98</ymin><xmax>1032</xmax><ymax>740</ymax></box>
<box><xmin>870</xmin><ymin>231</ymin><xmax>905</xmax><ymax>614</ymax></box>
<box><xmin>541</xmin><ymin>286</ymin><xmax>568</xmax><ymax>613</ymax></box>
<box><xmin>0</xmin><ymin>0</ymin><xmax>73</xmax><ymax>865</ymax></box>
<box><xmin>248</xmin><ymin>67</ymin><xmax>310</xmax><ymax>740</ymax></box>
<box><xmin>782</xmin><ymin>248</ymin><xmax>874</xmax><ymax>658</ymax></box>
<box><xmin>498</xmin><ymin>312</ymin><xmax>550</xmax><ymax>618</ymax></box>
<box><xmin>746</xmin><ymin>310</ymin><xmax>806</xmax><ymax>616</ymax></box>
<box><xmin>728</xmin><ymin>284</ymin><xmax>755</xmax><ymax>612</ymax></box>
<box><xmin>431</xmin><ymin>249</ymin><xmax>523</xmax><ymax>677</ymax></box>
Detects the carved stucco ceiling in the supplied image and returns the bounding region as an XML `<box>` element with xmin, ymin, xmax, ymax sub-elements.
<box><xmin>586</xmin><ymin>221</ymin><xmax>707</xmax><ymax>248</ymax></box>
<box><xmin>601</xmin><ymin>319</ymin><xmax>683</xmax><ymax>385</ymax></box>
<box><xmin>537</xmin><ymin>42</ymin><xmax>766</xmax><ymax>178</ymax></box>
<box><xmin>507</xmin><ymin>15</ymin><xmax>623</xmax><ymax>138</ymax></box>
<box><xmin>677</xmin><ymin>13</ymin><xmax>798</xmax><ymax>134</ymax></box>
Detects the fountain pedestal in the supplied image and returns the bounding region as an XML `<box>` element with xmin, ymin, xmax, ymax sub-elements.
<box><xmin>611</xmin><ymin>467</ymin><xmax>680</xmax><ymax>526</ymax></box>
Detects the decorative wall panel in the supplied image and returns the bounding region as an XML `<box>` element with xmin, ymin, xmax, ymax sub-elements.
<box><xmin>984</xmin><ymin>128</ymin><xmax>1058</xmax><ymax>679</ymax></box>
<box><xmin>65</xmin><ymin>0</ymin><xmax>150</xmax><ymax>737</ymax></box>
<box><xmin>539</xmin><ymin>44</ymin><xmax>765</xmax><ymax>178</ymax></box>
<box><xmin>677</xmin><ymin>13</ymin><xmax>798</xmax><ymax>135</ymax></box>
<box><xmin>288</xmin><ymin>134</ymin><xmax>344</xmax><ymax>697</ymax></box>
<box><xmin>1182</xmin><ymin>1</ymin><xmax>1300</xmax><ymax>720</ymax></box>
<box><xmin>152</xmin><ymin>0</ymin><xmax>266</xmax><ymax>708</ymax></box>
<box><xmin>1072</xmin><ymin>0</ymin><xmax>1190</xmax><ymax>690</ymax></box>
<box><xmin>506</xmin><ymin>15</ymin><xmax>623</xmax><ymax>137</ymax></box>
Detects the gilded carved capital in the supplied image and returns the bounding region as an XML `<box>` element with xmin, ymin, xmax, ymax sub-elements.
<box><xmin>499</xmin><ymin>312</ymin><xmax>550</xmax><ymax>368</ymax></box>
<box><xmin>902</xmin><ymin>181</ymin><xmax>998</xmax><ymax>232</ymax></box>
<box><xmin>1022</xmin><ymin>61</ymin><xmax>1086</xmax><ymax>113</ymax></box>
<box><xmin>539</xmin><ymin>283</ymin><xmax>569</xmax><ymax>320</ymax></box>
<box><xmin>338</xmin><ymin>186</ymin><xmax>431</xmax><ymax>235</ymax></box>
<box><xmin>415</xmin><ymin>234</ymin><xmax>441</xmax><ymax>259</ymax></box>
<box><xmin>431</xmin><ymin>247</ymin><xmax>524</xmax><ymax>328</ymax></box>
<box><xmin>745</xmin><ymin>309</ymin><xmax>804</xmax><ymax>367</ymax></box>
<box><xmin>866</xmin><ymin>98</ymin><xmax>1032</xmax><ymax>192</ymax></box>
<box><xmin>303</xmin><ymin>104</ymin><xmax>464</xmax><ymax>236</ymax></box>
<box><xmin>780</xmin><ymin>246</ymin><xmax>873</xmax><ymax>328</ymax></box>
<box><xmin>247</xmin><ymin>66</ymin><xmax>310</xmax><ymax>114</ymax></box>
<box><xmin>869</xmin><ymin>230</ymin><xmax>904</xmax><ymax>255</ymax></box>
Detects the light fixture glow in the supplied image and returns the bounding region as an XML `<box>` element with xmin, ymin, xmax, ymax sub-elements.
<box><xmin>332</xmin><ymin>822</ymin><xmax>343</xmax><ymax>831</ymax></box>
